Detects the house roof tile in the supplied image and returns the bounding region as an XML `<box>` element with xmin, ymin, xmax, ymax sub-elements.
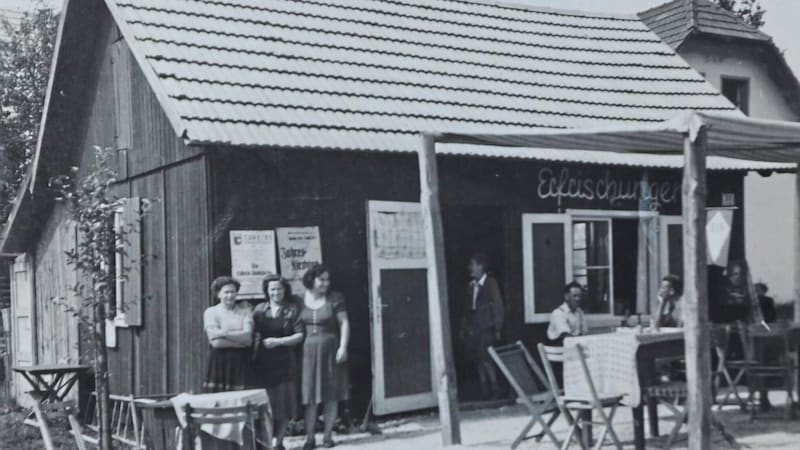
<box><xmin>108</xmin><ymin>0</ymin><xmax>739</xmax><ymax>151</ymax></box>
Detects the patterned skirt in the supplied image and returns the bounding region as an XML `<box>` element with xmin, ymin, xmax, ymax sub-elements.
<box><xmin>203</xmin><ymin>347</ymin><xmax>253</xmax><ymax>392</ymax></box>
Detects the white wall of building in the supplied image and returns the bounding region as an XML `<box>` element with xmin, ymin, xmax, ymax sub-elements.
<box><xmin>681</xmin><ymin>39</ymin><xmax>798</xmax><ymax>303</ymax></box>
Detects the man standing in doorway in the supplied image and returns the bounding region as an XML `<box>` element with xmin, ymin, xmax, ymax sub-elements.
<box><xmin>547</xmin><ymin>281</ymin><xmax>589</xmax><ymax>345</ymax></box>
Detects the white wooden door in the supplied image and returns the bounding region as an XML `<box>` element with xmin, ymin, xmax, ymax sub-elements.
<box><xmin>10</xmin><ymin>254</ymin><xmax>36</xmax><ymax>407</ymax></box>
<box><xmin>367</xmin><ymin>201</ymin><xmax>437</xmax><ymax>415</ymax></box>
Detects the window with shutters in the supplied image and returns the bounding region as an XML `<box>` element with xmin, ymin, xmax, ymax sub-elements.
<box><xmin>113</xmin><ymin>197</ymin><xmax>142</xmax><ymax>327</ymax></box>
<box><xmin>522</xmin><ymin>211</ymin><xmax>677</xmax><ymax>324</ymax></box>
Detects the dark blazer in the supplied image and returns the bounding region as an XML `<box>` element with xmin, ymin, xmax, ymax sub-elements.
<box><xmin>466</xmin><ymin>275</ymin><xmax>505</xmax><ymax>332</ymax></box>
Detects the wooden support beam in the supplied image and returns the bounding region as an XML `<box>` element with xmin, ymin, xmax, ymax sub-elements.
<box><xmin>795</xmin><ymin>164</ymin><xmax>800</xmax><ymax>323</ymax></box>
<box><xmin>682</xmin><ymin>128</ymin><xmax>712</xmax><ymax>450</ymax></box>
<box><xmin>418</xmin><ymin>133</ymin><xmax>462</xmax><ymax>446</ymax></box>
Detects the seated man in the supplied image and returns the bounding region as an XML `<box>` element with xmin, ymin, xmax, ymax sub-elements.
<box><xmin>547</xmin><ymin>281</ymin><xmax>588</xmax><ymax>345</ymax></box>
<box><xmin>654</xmin><ymin>274</ymin><xmax>683</xmax><ymax>328</ymax></box>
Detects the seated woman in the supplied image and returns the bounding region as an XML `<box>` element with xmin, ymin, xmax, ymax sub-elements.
<box><xmin>253</xmin><ymin>274</ymin><xmax>305</xmax><ymax>450</ymax></box>
<box><xmin>203</xmin><ymin>276</ymin><xmax>254</xmax><ymax>392</ymax></box>
<box><xmin>654</xmin><ymin>274</ymin><xmax>683</xmax><ymax>328</ymax></box>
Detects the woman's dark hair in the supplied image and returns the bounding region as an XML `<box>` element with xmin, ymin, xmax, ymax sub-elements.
<box><xmin>662</xmin><ymin>274</ymin><xmax>683</xmax><ymax>296</ymax></box>
<box><xmin>302</xmin><ymin>263</ymin><xmax>330</xmax><ymax>290</ymax></box>
<box><xmin>262</xmin><ymin>273</ymin><xmax>292</xmax><ymax>300</ymax></box>
<box><xmin>211</xmin><ymin>276</ymin><xmax>240</xmax><ymax>298</ymax></box>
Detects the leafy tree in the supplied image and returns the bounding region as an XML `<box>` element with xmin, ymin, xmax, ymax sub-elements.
<box><xmin>0</xmin><ymin>4</ymin><xmax>58</xmax><ymax>221</ymax></box>
<box><xmin>714</xmin><ymin>0</ymin><xmax>766</xmax><ymax>29</ymax></box>
<box><xmin>49</xmin><ymin>146</ymin><xmax>150</xmax><ymax>450</ymax></box>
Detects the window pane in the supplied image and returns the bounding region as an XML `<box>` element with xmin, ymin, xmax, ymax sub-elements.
<box><xmin>572</xmin><ymin>220</ymin><xmax>611</xmax><ymax>315</ymax></box>
<box><xmin>582</xmin><ymin>268</ymin><xmax>611</xmax><ymax>314</ymax></box>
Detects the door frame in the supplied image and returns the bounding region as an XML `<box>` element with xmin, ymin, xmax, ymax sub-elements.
<box><xmin>366</xmin><ymin>200</ymin><xmax>437</xmax><ymax>415</ymax></box>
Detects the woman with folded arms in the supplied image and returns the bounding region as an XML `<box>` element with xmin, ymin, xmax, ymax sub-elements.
<box><xmin>202</xmin><ymin>276</ymin><xmax>254</xmax><ymax>392</ymax></box>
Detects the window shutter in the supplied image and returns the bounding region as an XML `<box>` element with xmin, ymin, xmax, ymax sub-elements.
<box><xmin>122</xmin><ymin>197</ymin><xmax>142</xmax><ymax>326</ymax></box>
<box><xmin>522</xmin><ymin>214</ymin><xmax>572</xmax><ymax>323</ymax></box>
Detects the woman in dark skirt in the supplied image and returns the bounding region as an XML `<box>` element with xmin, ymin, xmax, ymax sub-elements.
<box><xmin>202</xmin><ymin>276</ymin><xmax>254</xmax><ymax>392</ymax></box>
<box><xmin>299</xmin><ymin>264</ymin><xmax>349</xmax><ymax>450</ymax></box>
<box><xmin>252</xmin><ymin>274</ymin><xmax>305</xmax><ymax>450</ymax></box>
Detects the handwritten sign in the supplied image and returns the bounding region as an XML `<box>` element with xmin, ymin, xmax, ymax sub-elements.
<box><xmin>230</xmin><ymin>230</ymin><xmax>277</xmax><ymax>298</ymax></box>
<box><xmin>276</xmin><ymin>227</ymin><xmax>323</xmax><ymax>295</ymax></box>
<box><xmin>536</xmin><ymin>167</ymin><xmax>681</xmax><ymax>210</ymax></box>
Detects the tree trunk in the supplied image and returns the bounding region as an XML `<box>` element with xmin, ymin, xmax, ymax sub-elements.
<box><xmin>94</xmin><ymin>302</ymin><xmax>113</xmax><ymax>450</ymax></box>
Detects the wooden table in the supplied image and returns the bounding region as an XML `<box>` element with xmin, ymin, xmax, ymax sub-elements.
<box><xmin>564</xmin><ymin>330</ymin><xmax>684</xmax><ymax>450</ymax></box>
<box><xmin>12</xmin><ymin>364</ymin><xmax>90</xmax><ymax>403</ymax></box>
<box><xmin>12</xmin><ymin>364</ymin><xmax>90</xmax><ymax>426</ymax></box>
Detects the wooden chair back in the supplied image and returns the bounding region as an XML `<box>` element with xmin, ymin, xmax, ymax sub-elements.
<box><xmin>489</xmin><ymin>342</ymin><xmax>552</xmax><ymax>407</ymax></box>
<box><xmin>536</xmin><ymin>344</ymin><xmax>566</xmax><ymax>401</ymax></box>
<box><xmin>571</xmin><ymin>344</ymin><xmax>605</xmax><ymax>406</ymax></box>
<box><xmin>81</xmin><ymin>393</ymin><xmax>145</xmax><ymax>449</ymax></box>
<box><xmin>182</xmin><ymin>401</ymin><xmax>257</xmax><ymax>450</ymax></box>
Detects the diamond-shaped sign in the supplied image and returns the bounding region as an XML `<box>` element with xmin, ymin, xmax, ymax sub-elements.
<box><xmin>707</xmin><ymin>209</ymin><xmax>733</xmax><ymax>267</ymax></box>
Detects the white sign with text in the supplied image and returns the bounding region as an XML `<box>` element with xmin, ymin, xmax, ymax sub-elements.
<box><xmin>277</xmin><ymin>227</ymin><xmax>323</xmax><ymax>295</ymax></box>
<box><xmin>230</xmin><ymin>230</ymin><xmax>278</xmax><ymax>298</ymax></box>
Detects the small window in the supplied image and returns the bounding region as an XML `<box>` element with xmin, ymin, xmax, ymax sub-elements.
<box><xmin>721</xmin><ymin>77</ymin><xmax>750</xmax><ymax>115</ymax></box>
<box><xmin>572</xmin><ymin>220</ymin><xmax>612</xmax><ymax>315</ymax></box>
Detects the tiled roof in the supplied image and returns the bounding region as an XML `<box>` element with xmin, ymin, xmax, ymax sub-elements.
<box><xmin>108</xmin><ymin>0</ymin><xmax>739</xmax><ymax>152</ymax></box>
<box><xmin>639</xmin><ymin>0</ymin><xmax>770</xmax><ymax>49</ymax></box>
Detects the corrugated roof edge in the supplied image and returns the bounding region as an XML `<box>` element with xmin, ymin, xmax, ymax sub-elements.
<box><xmin>183</xmin><ymin>138</ymin><xmax>795</xmax><ymax>173</ymax></box>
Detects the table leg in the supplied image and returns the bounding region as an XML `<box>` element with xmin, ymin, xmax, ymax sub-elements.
<box><xmin>579</xmin><ymin>410</ymin><xmax>593</xmax><ymax>448</ymax></box>
<box><xmin>647</xmin><ymin>396</ymin><xmax>659</xmax><ymax>437</ymax></box>
<box><xmin>633</xmin><ymin>404</ymin><xmax>645</xmax><ymax>450</ymax></box>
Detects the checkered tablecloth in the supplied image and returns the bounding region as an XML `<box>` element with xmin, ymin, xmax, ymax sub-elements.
<box><xmin>563</xmin><ymin>329</ymin><xmax>684</xmax><ymax>406</ymax></box>
<box><xmin>171</xmin><ymin>388</ymin><xmax>272</xmax><ymax>448</ymax></box>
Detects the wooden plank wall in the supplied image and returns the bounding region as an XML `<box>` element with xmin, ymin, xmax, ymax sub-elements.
<box><xmin>29</xmin><ymin>5</ymin><xmax>211</xmax><ymax>398</ymax></box>
<box><xmin>32</xmin><ymin>206</ymin><xmax>80</xmax><ymax>370</ymax></box>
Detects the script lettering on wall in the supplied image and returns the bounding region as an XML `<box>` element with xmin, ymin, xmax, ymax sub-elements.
<box><xmin>536</xmin><ymin>167</ymin><xmax>681</xmax><ymax>210</ymax></box>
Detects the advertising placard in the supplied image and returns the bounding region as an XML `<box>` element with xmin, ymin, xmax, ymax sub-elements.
<box><xmin>230</xmin><ymin>230</ymin><xmax>278</xmax><ymax>298</ymax></box>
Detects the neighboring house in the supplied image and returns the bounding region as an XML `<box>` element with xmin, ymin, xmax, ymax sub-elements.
<box><xmin>641</xmin><ymin>0</ymin><xmax>800</xmax><ymax>303</ymax></box>
<box><xmin>0</xmin><ymin>0</ymin><xmax>790</xmax><ymax>415</ymax></box>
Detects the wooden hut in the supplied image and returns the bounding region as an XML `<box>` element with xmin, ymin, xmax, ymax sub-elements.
<box><xmin>0</xmin><ymin>0</ymin><xmax>791</xmax><ymax>415</ymax></box>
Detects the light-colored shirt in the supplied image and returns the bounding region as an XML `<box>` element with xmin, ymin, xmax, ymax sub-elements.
<box><xmin>203</xmin><ymin>302</ymin><xmax>254</xmax><ymax>348</ymax></box>
<box><xmin>547</xmin><ymin>302</ymin><xmax>588</xmax><ymax>340</ymax></box>
<box><xmin>471</xmin><ymin>273</ymin><xmax>487</xmax><ymax>310</ymax></box>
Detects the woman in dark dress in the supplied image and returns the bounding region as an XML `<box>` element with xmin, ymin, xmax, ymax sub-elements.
<box><xmin>299</xmin><ymin>264</ymin><xmax>349</xmax><ymax>450</ymax></box>
<box><xmin>203</xmin><ymin>276</ymin><xmax>254</xmax><ymax>392</ymax></box>
<box><xmin>253</xmin><ymin>274</ymin><xmax>305</xmax><ymax>450</ymax></box>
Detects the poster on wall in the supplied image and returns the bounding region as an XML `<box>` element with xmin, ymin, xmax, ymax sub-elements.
<box><xmin>276</xmin><ymin>227</ymin><xmax>323</xmax><ymax>295</ymax></box>
<box><xmin>230</xmin><ymin>230</ymin><xmax>278</xmax><ymax>298</ymax></box>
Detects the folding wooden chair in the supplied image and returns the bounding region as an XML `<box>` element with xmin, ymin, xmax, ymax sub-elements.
<box><xmin>738</xmin><ymin>321</ymin><xmax>797</xmax><ymax>420</ymax></box>
<box><xmin>645</xmin><ymin>382</ymin><xmax>739</xmax><ymax>449</ymax></box>
<box><xmin>539</xmin><ymin>343</ymin><xmax>624</xmax><ymax>450</ymax></box>
<box><xmin>80</xmin><ymin>393</ymin><xmax>146</xmax><ymax>448</ymax></box>
<box><xmin>712</xmin><ymin>324</ymin><xmax>749</xmax><ymax>411</ymax></box>
<box><xmin>26</xmin><ymin>391</ymin><xmax>87</xmax><ymax>450</ymax></box>
<box><xmin>488</xmin><ymin>341</ymin><xmax>563</xmax><ymax>449</ymax></box>
<box><xmin>182</xmin><ymin>401</ymin><xmax>258</xmax><ymax>450</ymax></box>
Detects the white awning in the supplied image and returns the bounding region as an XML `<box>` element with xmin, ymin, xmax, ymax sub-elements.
<box><xmin>436</xmin><ymin>111</ymin><xmax>800</xmax><ymax>164</ymax></box>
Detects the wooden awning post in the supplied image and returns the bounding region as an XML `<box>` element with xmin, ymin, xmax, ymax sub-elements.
<box><xmin>418</xmin><ymin>133</ymin><xmax>462</xmax><ymax>446</ymax></box>
<box><xmin>795</xmin><ymin>163</ymin><xmax>800</xmax><ymax>323</ymax></box>
<box><xmin>682</xmin><ymin>128</ymin><xmax>712</xmax><ymax>450</ymax></box>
